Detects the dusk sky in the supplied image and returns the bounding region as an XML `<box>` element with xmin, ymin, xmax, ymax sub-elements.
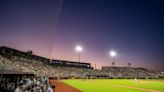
<box><xmin>0</xmin><ymin>0</ymin><xmax>164</xmax><ymax>70</ymax></box>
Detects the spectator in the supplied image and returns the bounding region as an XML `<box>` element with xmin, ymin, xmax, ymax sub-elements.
<box><xmin>46</xmin><ymin>85</ymin><xmax>54</xmax><ymax>92</ymax></box>
<box><xmin>14</xmin><ymin>83</ymin><xmax>23</xmax><ymax>92</ymax></box>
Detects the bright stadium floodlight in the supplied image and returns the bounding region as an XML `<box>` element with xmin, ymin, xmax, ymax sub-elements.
<box><xmin>110</xmin><ymin>51</ymin><xmax>117</xmax><ymax>66</ymax></box>
<box><xmin>110</xmin><ymin>51</ymin><xmax>117</xmax><ymax>57</ymax></box>
<box><xmin>75</xmin><ymin>45</ymin><xmax>83</xmax><ymax>62</ymax></box>
<box><xmin>76</xmin><ymin>46</ymin><xmax>83</xmax><ymax>52</ymax></box>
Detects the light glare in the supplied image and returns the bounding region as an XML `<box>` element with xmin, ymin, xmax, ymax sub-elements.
<box><xmin>110</xmin><ymin>51</ymin><xmax>117</xmax><ymax>57</ymax></box>
<box><xmin>76</xmin><ymin>46</ymin><xmax>83</xmax><ymax>52</ymax></box>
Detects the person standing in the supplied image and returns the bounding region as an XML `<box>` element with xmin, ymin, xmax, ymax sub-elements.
<box><xmin>46</xmin><ymin>85</ymin><xmax>55</xmax><ymax>92</ymax></box>
<box><xmin>14</xmin><ymin>83</ymin><xmax>23</xmax><ymax>92</ymax></box>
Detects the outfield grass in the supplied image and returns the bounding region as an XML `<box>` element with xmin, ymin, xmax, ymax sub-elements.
<box><xmin>63</xmin><ymin>79</ymin><xmax>164</xmax><ymax>92</ymax></box>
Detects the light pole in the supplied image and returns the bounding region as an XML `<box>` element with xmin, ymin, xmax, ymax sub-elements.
<box><xmin>75</xmin><ymin>45</ymin><xmax>83</xmax><ymax>62</ymax></box>
<box><xmin>128</xmin><ymin>62</ymin><xmax>131</xmax><ymax>67</ymax></box>
<box><xmin>110</xmin><ymin>51</ymin><xmax>117</xmax><ymax>66</ymax></box>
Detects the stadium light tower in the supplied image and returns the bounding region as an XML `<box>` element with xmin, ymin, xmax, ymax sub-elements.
<box><xmin>110</xmin><ymin>51</ymin><xmax>117</xmax><ymax>66</ymax></box>
<box><xmin>75</xmin><ymin>45</ymin><xmax>83</xmax><ymax>62</ymax></box>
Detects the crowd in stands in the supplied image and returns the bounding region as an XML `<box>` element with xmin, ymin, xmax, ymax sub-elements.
<box><xmin>102</xmin><ymin>67</ymin><xmax>160</xmax><ymax>79</ymax></box>
<box><xmin>0</xmin><ymin>54</ymin><xmax>163</xmax><ymax>79</ymax></box>
<box><xmin>0</xmin><ymin>49</ymin><xmax>164</xmax><ymax>92</ymax></box>
<box><xmin>1</xmin><ymin>46</ymin><xmax>164</xmax><ymax>79</ymax></box>
<box><xmin>0</xmin><ymin>46</ymin><xmax>163</xmax><ymax>92</ymax></box>
<box><xmin>14</xmin><ymin>77</ymin><xmax>54</xmax><ymax>92</ymax></box>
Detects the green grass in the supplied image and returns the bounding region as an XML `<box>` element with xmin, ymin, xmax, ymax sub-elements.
<box><xmin>62</xmin><ymin>79</ymin><xmax>164</xmax><ymax>92</ymax></box>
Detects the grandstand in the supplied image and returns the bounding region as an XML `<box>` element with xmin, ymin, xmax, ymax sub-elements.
<box><xmin>0</xmin><ymin>46</ymin><xmax>163</xmax><ymax>92</ymax></box>
<box><xmin>0</xmin><ymin>46</ymin><xmax>91</xmax><ymax>69</ymax></box>
<box><xmin>0</xmin><ymin>46</ymin><xmax>162</xmax><ymax>79</ymax></box>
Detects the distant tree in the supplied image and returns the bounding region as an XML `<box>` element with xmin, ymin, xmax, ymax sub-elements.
<box><xmin>128</xmin><ymin>62</ymin><xmax>131</xmax><ymax>67</ymax></box>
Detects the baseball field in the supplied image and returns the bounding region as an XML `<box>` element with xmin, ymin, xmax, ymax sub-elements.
<box><xmin>61</xmin><ymin>79</ymin><xmax>164</xmax><ymax>92</ymax></box>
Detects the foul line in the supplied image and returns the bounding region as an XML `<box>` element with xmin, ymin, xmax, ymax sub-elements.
<box><xmin>112</xmin><ymin>84</ymin><xmax>162</xmax><ymax>92</ymax></box>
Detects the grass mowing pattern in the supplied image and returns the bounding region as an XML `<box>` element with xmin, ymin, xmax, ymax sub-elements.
<box><xmin>63</xmin><ymin>79</ymin><xmax>164</xmax><ymax>92</ymax></box>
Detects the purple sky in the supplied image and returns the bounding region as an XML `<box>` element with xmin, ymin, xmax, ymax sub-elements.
<box><xmin>0</xmin><ymin>0</ymin><xmax>164</xmax><ymax>70</ymax></box>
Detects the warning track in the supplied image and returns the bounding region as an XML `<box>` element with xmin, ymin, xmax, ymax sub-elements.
<box><xmin>49</xmin><ymin>80</ymin><xmax>82</xmax><ymax>92</ymax></box>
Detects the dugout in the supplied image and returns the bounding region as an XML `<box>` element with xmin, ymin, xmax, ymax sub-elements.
<box><xmin>0</xmin><ymin>70</ymin><xmax>34</xmax><ymax>92</ymax></box>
